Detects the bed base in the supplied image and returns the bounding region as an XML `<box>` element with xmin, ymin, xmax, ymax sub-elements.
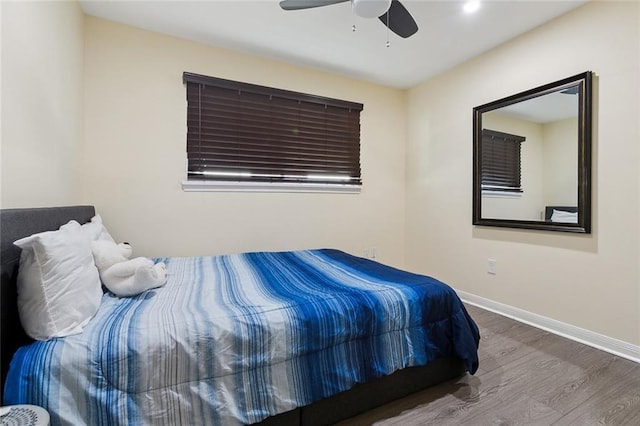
<box><xmin>0</xmin><ymin>206</ymin><xmax>467</xmax><ymax>424</ymax></box>
<box><xmin>258</xmin><ymin>357</ymin><xmax>465</xmax><ymax>425</ymax></box>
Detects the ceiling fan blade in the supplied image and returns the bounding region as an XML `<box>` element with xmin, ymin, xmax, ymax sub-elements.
<box><xmin>378</xmin><ymin>0</ymin><xmax>418</xmax><ymax>38</ymax></box>
<box><xmin>279</xmin><ymin>0</ymin><xmax>349</xmax><ymax>11</ymax></box>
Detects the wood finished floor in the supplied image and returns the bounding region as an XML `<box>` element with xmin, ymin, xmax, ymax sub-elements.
<box><xmin>338</xmin><ymin>304</ymin><xmax>640</xmax><ymax>425</ymax></box>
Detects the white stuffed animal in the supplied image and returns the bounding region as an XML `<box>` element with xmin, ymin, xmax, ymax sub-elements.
<box><xmin>91</xmin><ymin>240</ymin><xmax>167</xmax><ymax>297</ymax></box>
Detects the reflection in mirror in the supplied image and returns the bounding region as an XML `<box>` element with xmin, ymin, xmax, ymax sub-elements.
<box><xmin>473</xmin><ymin>72</ymin><xmax>593</xmax><ymax>233</ymax></box>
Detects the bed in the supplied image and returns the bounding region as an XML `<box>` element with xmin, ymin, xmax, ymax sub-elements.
<box><xmin>545</xmin><ymin>206</ymin><xmax>578</xmax><ymax>223</ymax></box>
<box><xmin>1</xmin><ymin>206</ymin><xmax>480</xmax><ymax>425</ymax></box>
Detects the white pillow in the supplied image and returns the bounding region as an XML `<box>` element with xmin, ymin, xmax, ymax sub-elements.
<box><xmin>550</xmin><ymin>209</ymin><xmax>578</xmax><ymax>223</ymax></box>
<box><xmin>81</xmin><ymin>214</ymin><xmax>115</xmax><ymax>242</ymax></box>
<box><xmin>14</xmin><ymin>220</ymin><xmax>103</xmax><ymax>340</ymax></box>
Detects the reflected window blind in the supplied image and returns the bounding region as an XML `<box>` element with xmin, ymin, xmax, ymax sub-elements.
<box><xmin>481</xmin><ymin>129</ymin><xmax>525</xmax><ymax>192</ymax></box>
<box><xmin>184</xmin><ymin>72</ymin><xmax>363</xmax><ymax>185</ymax></box>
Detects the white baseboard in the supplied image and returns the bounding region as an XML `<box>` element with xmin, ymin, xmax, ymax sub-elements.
<box><xmin>457</xmin><ymin>290</ymin><xmax>640</xmax><ymax>364</ymax></box>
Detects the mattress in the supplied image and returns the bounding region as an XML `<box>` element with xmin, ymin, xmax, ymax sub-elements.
<box><xmin>4</xmin><ymin>249</ymin><xmax>479</xmax><ymax>425</ymax></box>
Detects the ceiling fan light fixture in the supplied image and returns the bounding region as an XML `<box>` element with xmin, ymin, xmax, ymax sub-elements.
<box><xmin>352</xmin><ymin>0</ymin><xmax>392</xmax><ymax>19</ymax></box>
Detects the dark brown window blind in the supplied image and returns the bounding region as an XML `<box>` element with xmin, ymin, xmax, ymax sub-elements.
<box><xmin>481</xmin><ymin>129</ymin><xmax>525</xmax><ymax>192</ymax></box>
<box><xmin>183</xmin><ymin>72</ymin><xmax>363</xmax><ymax>186</ymax></box>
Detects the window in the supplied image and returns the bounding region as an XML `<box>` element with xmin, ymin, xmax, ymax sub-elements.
<box><xmin>183</xmin><ymin>72</ymin><xmax>363</xmax><ymax>192</ymax></box>
<box><xmin>481</xmin><ymin>129</ymin><xmax>525</xmax><ymax>193</ymax></box>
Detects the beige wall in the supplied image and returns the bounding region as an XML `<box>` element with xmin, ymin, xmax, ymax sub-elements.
<box><xmin>406</xmin><ymin>1</ymin><xmax>639</xmax><ymax>345</ymax></box>
<box><xmin>81</xmin><ymin>17</ymin><xmax>407</xmax><ymax>265</ymax></box>
<box><xmin>1</xmin><ymin>1</ymin><xmax>84</xmax><ymax>208</ymax></box>
<box><xmin>542</xmin><ymin>117</ymin><xmax>578</xmax><ymax>206</ymax></box>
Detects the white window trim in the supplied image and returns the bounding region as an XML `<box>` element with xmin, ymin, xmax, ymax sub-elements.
<box><xmin>182</xmin><ymin>180</ymin><xmax>361</xmax><ymax>194</ymax></box>
<box><xmin>481</xmin><ymin>190</ymin><xmax>523</xmax><ymax>199</ymax></box>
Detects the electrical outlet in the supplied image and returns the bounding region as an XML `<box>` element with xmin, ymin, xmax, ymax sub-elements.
<box><xmin>488</xmin><ymin>259</ymin><xmax>497</xmax><ymax>275</ymax></box>
<box><xmin>363</xmin><ymin>249</ymin><xmax>370</xmax><ymax>259</ymax></box>
<box><xmin>370</xmin><ymin>247</ymin><xmax>377</xmax><ymax>260</ymax></box>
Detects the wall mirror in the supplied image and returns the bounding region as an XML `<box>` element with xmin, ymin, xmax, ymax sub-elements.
<box><xmin>473</xmin><ymin>71</ymin><xmax>593</xmax><ymax>233</ymax></box>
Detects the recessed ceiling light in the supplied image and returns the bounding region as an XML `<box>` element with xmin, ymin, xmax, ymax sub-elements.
<box><xmin>463</xmin><ymin>0</ymin><xmax>481</xmax><ymax>14</ymax></box>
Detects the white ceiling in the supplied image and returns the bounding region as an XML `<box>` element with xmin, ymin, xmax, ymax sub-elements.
<box><xmin>497</xmin><ymin>89</ymin><xmax>579</xmax><ymax>123</ymax></box>
<box><xmin>79</xmin><ymin>0</ymin><xmax>588</xmax><ymax>89</ymax></box>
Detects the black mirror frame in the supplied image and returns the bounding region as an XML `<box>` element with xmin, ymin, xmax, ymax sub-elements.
<box><xmin>473</xmin><ymin>71</ymin><xmax>593</xmax><ymax>233</ymax></box>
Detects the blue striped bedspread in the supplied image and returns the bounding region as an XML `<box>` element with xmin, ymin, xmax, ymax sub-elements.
<box><xmin>4</xmin><ymin>249</ymin><xmax>480</xmax><ymax>425</ymax></box>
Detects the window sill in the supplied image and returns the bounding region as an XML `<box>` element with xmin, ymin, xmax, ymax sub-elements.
<box><xmin>182</xmin><ymin>180</ymin><xmax>362</xmax><ymax>194</ymax></box>
<box><xmin>481</xmin><ymin>190</ymin><xmax>523</xmax><ymax>199</ymax></box>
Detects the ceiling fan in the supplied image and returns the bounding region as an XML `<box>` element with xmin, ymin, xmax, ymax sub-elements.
<box><xmin>279</xmin><ymin>0</ymin><xmax>419</xmax><ymax>39</ymax></box>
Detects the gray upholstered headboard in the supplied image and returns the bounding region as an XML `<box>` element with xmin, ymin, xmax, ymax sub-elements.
<box><xmin>0</xmin><ymin>205</ymin><xmax>95</xmax><ymax>401</ymax></box>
